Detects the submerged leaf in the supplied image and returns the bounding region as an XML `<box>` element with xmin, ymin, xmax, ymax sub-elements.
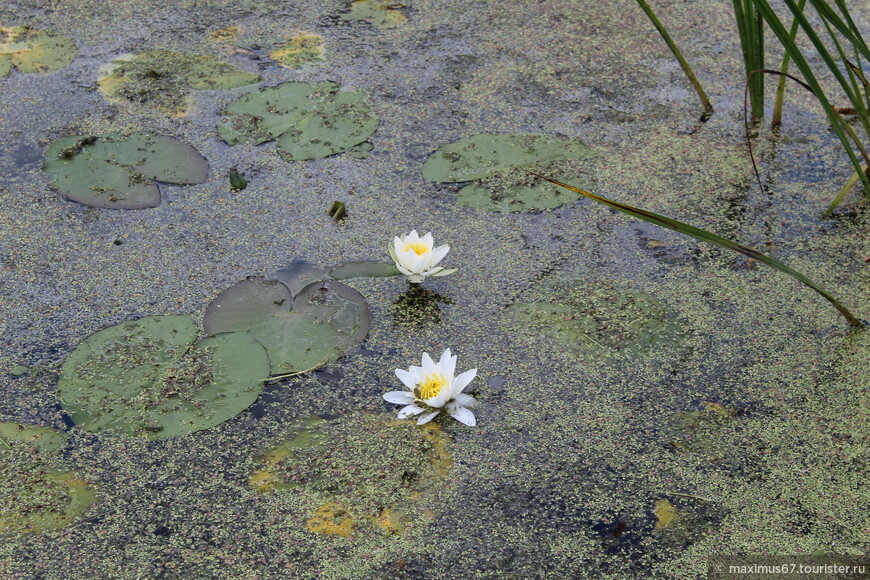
<box><xmin>42</xmin><ymin>133</ymin><xmax>209</xmax><ymax>209</ymax></box>
<box><xmin>58</xmin><ymin>316</ymin><xmax>269</xmax><ymax>439</ymax></box>
<box><xmin>423</xmin><ymin>134</ymin><xmax>596</xmax><ymax>212</ymax></box>
<box><xmin>217</xmin><ymin>81</ymin><xmax>378</xmax><ymax>160</ymax></box>
<box><xmin>0</xmin><ymin>26</ymin><xmax>76</xmax><ymax>76</ymax></box>
<box><xmin>329</xmin><ymin>261</ymin><xmax>401</xmax><ymax>280</ymax></box>
<box><xmin>204</xmin><ymin>276</ymin><xmax>371</xmax><ymax>374</ymax></box>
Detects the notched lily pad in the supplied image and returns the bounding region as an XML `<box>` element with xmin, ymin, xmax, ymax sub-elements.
<box><xmin>341</xmin><ymin>0</ymin><xmax>408</xmax><ymax>29</ymax></box>
<box><xmin>0</xmin><ymin>423</ymin><xmax>98</xmax><ymax>534</ymax></box>
<box><xmin>249</xmin><ymin>413</ymin><xmax>452</xmax><ymax>536</ymax></box>
<box><xmin>204</xmin><ymin>275</ymin><xmax>371</xmax><ymax>373</ymax></box>
<box><xmin>0</xmin><ymin>26</ymin><xmax>76</xmax><ymax>77</ymax></box>
<box><xmin>269</xmin><ymin>32</ymin><xmax>325</xmax><ymax>68</ymax></box>
<box><xmin>98</xmin><ymin>50</ymin><xmax>260</xmax><ymax>115</ymax></box>
<box><xmin>422</xmin><ymin>133</ymin><xmax>596</xmax><ymax>212</ymax></box>
<box><xmin>57</xmin><ymin>315</ymin><xmax>270</xmax><ymax>439</ymax></box>
<box><xmin>510</xmin><ymin>279</ymin><xmax>686</xmax><ymax>360</ymax></box>
<box><xmin>217</xmin><ymin>81</ymin><xmax>379</xmax><ymax>160</ymax></box>
<box><xmin>42</xmin><ymin>132</ymin><xmax>209</xmax><ymax>209</ymax></box>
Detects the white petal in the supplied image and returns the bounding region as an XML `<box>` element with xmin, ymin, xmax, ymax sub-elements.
<box><xmin>421</xmin><ymin>232</ymin><xmax>434</xmax><ymax>248</ymax></box>
<box><xmin>451</xmin><ymin>368</ymin><xmax>477</xmax><ymax>394</ymax></box>
<box><xmin>429</xmin><ymin>245</ymin><xmax>450</xmax><ymax>267</ymax></box>
<box><xmin>448</xmin><ymin>406</ymin><xmax>476</xmax><ymax>426</ymax></box>
<box><xmin>407</xmin><ymin>230</ymin><xmax>420</xmax><ymax>242</ymax></box>
<box><xmin>383</xmin><ymin>391</ymin><xmax>414</xmax><ymax>405</ymax></box>
<box><xmin>439</xmin><ymin>349</ymin><xmax>455</xmax><ymax>379</ymax></box>
<box><xmin>453</xmin><ymin>393</ymin><xmax>477</xmax><ymax>407</ymax></box>
<box><xmin>420</xmin><ymin>352</ymin><xmax>436</xmax><ymax>373</ymax></box>
<box><xmin>394</xmin><ymin>368</ymin><xmax>418</xmax><ymax>390</ymax></box>
<box><xmin>398</xmin><ymin>404</ymin><xmax>426</xmax><ymax>419</ymax></box>
<box><xmin>416</xmin><ymin>410</ymin><xmax>440</xmax><ymax>425</ymax></box>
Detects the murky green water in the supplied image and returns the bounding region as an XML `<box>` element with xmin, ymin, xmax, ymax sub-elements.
<box><xmin>1</xmin><ymin>0</ymin><xmax>867</xmax><ymax>578</ymax></box>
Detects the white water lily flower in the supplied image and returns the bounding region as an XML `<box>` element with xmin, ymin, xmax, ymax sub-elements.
<box><xmin>383</xmin><ymin>348</ymin><xmax>478</xmax><ymax>426</ymax></box>
<box><xmin>388</xmin><ymin>230</ymin><xmax>457</xmax><ymax>283</ymax></box>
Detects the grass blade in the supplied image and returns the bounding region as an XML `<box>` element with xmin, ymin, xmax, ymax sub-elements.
<box><xmin>531</xmin><ymin>173</ymin><xmax>863</xmax><ymax>328</ymax></box>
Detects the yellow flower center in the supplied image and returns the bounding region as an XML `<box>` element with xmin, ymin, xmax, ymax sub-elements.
<box><xmin>418</xmin><ymin>372</ymin><xmax>447</xmax><ymax>400</ymax></box>
<box><xmin>403</xmin><ymin>241</ymin><xmax>430</xmax><ymax>256</ymax></box>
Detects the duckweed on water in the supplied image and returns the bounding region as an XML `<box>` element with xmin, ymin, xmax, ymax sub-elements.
<box><xmin>249</xmin><ymin>412</ymin><xmax>453</xmax><ymax>537</ymax></box>
<box><xmin>217</xmin><ymin>81</ymin><xmax>379</xmax><ymax>160</ymax></box>
<box><xmin>422</xmin><ymin>133</ymin><xmax>596</xmax><ymax>212</ymax></box>
<box><xmin>0</xmin><ymin>423</ymin><xmax>97</xmax><ymax>534</ymax></box>
<box><xmin>97</xmin><ymin>50</ymin><xmax>260</xmax><ymax>116</ymax></box>
<box><xmin>42</xmin><ymin>133</ymin><xmax>209</xmax><ymax>209</ymax></box>
<box><xmin>58</xmin><ymin>316</ymin><xmax>269</xmax><ymax>439</ymax></box>
<box><xmin>0</xmin><ymin>26</ymin><xmax>76</xmax><ymax>77</ymax></box>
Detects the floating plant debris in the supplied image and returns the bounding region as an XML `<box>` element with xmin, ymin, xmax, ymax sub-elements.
<box><xmin>341</xmin><ymin>0</ymin><xmax>408</xmax><ymax>29</ymax></box>
<box><xmin>269</xmin><ymin>32</ymin><xmax>325</xmax><ymax>68</ymax></box>
<box><xmin>217</xmin><ymin>81</ymin><xmax>379</xmax><ymax>160</ymax></box>
<box><xmin>229</xmin><ymin>168</ymin><xmax>247</xmax><ymax>191</ymax></box>
<box><xmin>58</xmin><ymin>315</ymin><xmax>269</xmax><ymax>439</ymax></box>
<box><xmin>42</xmin><ymin>133</ymin><xmax>209</xmax><ymax>209</ymax></box>
<box><xmin>326</xmin><ymin>200</ymin><xmax>346</xmax><ymax>221</ymax></box>
<box><xmin>97</xmin><ymin>50</ymin><xmax>260</xmax><ymax>115</ymax></box>
<box><xmin>0</xmin><ymin>26</ymin><xmax>76</xmax><ymax>77</ymax></box>
<box><xmin>422</xmin><ymin>134</ymin><xmax>596</xmax><ymax>212</ymax></box>
<box><xmin>510</xmin><ymin>279</ymin><xmax>686</xmax><ymax>360</ymax></box>
<box><xmin>204</xmin><ymin>276</ymin><xmax>371</xmax><ymax>374</ymax></box>
<box><xmin>0</xmin><ymin>423</ymin><xmax>98</xmax><ymax>534</ymax></box>
<box><xmin>249</xmin><ymin>412</ymin><xmax>452</xmax><ymax>537</ymax></box>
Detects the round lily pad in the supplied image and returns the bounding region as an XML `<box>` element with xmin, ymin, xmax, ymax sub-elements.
<box><xmin>0</xmin><ymin>423</ymin><xmax>98</xmax><ymax>534</ymax></box>
<box><xmin>341</xmin><ymin>0</ymin><xmax>408</xmax><ymax>29</ymax></box>
<box><xmin>217</xmin><ymin>81</ymin><xmax>379</xmax><ymax>160</ymax></box>
<box><xmin>422</xmin><ymin>133</ymin><xmax>597</xmax><ymax>212</ymax></box>
<box><xmin>269</xmin><ymin>32</ymin><xmax>325</xmax><ymax>68</ymax></box>
<box><xmin>204</xmin><ymin>277</ymin><xmax>371</xmax><ymax>373</ymax></box>
<box><xmin>510</xmin><ymin>279</ymin><xmax>686</xmax><ymax>360</ymax></box>
<box><xmin>58</xmin><ymin>315</ymin><xmax>270</xmax><ymax>439</ymax></box>
<box><xmin>42</xmin><ymin>133</ymin><xmax>209</xmax><ymax>209</ymax></box>
<box><xmin>0</xmin><ymin>26</ymin><xmax>76</xmax><ymax>77</ymax></box>
<box><xmin>97</xmin><ymin>50</ymin><xmax>260</xmax><ymax>115</ymax></box>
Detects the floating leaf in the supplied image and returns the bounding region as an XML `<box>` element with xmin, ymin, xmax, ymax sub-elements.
<box><xmin>42</xmin><ymin>133</ymin><xmax>209</xmax><ymax>209</ymax></box>
<box><xmin>0</xmin><ymin>26</ymin><xmax>76</xmax><ymax>77</ymax></box>
<box><xmin>510</xmin><ymin>279</ymin><xmax>686</xmax><ymax>360</ymax></box>
<box><xmin>0</xmin><ymin>423</ymin><xmax>98</xmax><ymax>534</ymax></box>
<box><xmin>422</xmin><ymin>134</ymin><xmax>596</xmax><ymax>212</ymax></box>
<box><xmin>269</xmin><ymin>32</ymin><xmax>325</xmax><ymax>68</ymax></box>
<box><xmin>98</xmin><ymin>50</ymin><xmax>259</xmax><ymax>115</ymax></box>
<box><xmin>58</xmin><ymin>315</ymin><xmax>270</xmax><ymax>439</ymax></box>
<box><xmin>204</xmin><ymin>277</ymin><xmax>371</xmax><ymax>373</ymax></box>
<box><xmin>217</xmin><ymin>81</ymin><xmax>378</xmax><ymax>160</ymax></box>
<box><xmin>341</xmin><ymin>0</ymin><xmax>408</xmax><ymax>29</ymax></box>
<box><xmin>329</xmin><ymin>261</ymin><xmax>400</xmax><ymax>280</ymax></box>
<box><xmin>271</xmin><ymin>258</ymin><xmax>330</xmax><ymax>296</ymax></box>
<box><xmin>654</xmin><ymin>499</ymin><xmax>679</xmax><ymax>529</ymax></box>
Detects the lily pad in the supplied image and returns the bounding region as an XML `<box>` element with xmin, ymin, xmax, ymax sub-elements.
<box><xmin>329</xmin><ymin>260</ymin><xmax>401</xmax><ymax>280</ymax></box>
<box><xmin>98</xmin><ymin>50</ymin><xmax>260</xmax><ymax>115</ymax></box>
<box><xmin>269</xmin><ymin>32</ymin><xmax>325</xmax><ymax>68</ymax></box>
<box><xmin>0</xmin><ymin>26</ymin><xmax>76</xmax><ymax>77</ymax></box>
<box><xmin>42</xmin><ymin>133</ymin><xmax>209</xmax><ymax>209</ymax></box>
<box><xmin>0</xmin><ymin>423</ymin><xmax>98</xmax><ymax>534</ymax></box>
<box><xmin>510</xmin><ymin>279</ymin><xmax>686</xmax><ymax>360</ymax></box>
<box><xmin>422</xmin><ymin>133</ymin><xmax>597</xmax><ymax>212</ymax></box>
<box><xmin>217</xmin><ymin>81</ymin><xmax>379</xmax><ymax>160</ymax></box>
<box><xmin>204</xmin><ymin>276</ymin><xmax>371</xmax><ymax>373</ymax></box>
<box><xmin>341</xmin><ymin>0</ymin><xmax>408</xmax><ymax>29</ymax></box>
<box><xmin>57</xmin><ymin>315</ymin><xmax>270</xmax><ymax>439</ymax></box>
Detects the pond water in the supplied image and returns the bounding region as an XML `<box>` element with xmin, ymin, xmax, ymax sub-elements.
<box><xmin>1</xmin><ymin>0</ymin><xmax>867</xmax><ymax>578</ymax></box>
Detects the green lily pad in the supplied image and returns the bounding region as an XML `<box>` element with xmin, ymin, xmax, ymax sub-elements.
<box><xmin>0</xmin><ymin>423</ymin><xmax>98</xmax><ymax>534</ymax></box>
<box><xmin>510</xmin><ymin>279</ymin><xmax>686</xmax><ymax>360</ymax></box>
<box><xmin>341</xmin><ymin>0</ymin><xmax>408</xmax><ymax>29</ymax></box>
<box><xmin>269</xmin><ymin>32</ymin><xmax>325</xmax><ymax>68</ymax></box>
<box><xmin>58</xmin><ymin>315</ymin><xmax>270</xmax><ymax>439</ymax></box>
<box><xmin>0</xmin><ymin>26</ymin><xmax>76</xmax><ymax>77</ymax></box>
<box><xmin>422</xmin><ymin>133</ymin><xmax>597</xmax><ymax>212</ymax></box>
<box><xmin>217</xmin><ymin>81</ymin><xmax>379</xmax><ymax>160</ymax></box>
<box><xmin>203</xmin><ymin>276</ymin><xmax>371</xmax><ymax>373</ymax></box>
<box><xmin>98</xmin><ymin>50</ymin><xmax>260</xmax><ymax>115</ymax></box>
<box><xmin>272</xmin><ymin>258</ymin><xmax>330</xmax><ymax>296</ymax></box>
<box><xmin>42</xmin><ymin>133</ymin><xmax>209</xmax><ymax>209</ymax></box>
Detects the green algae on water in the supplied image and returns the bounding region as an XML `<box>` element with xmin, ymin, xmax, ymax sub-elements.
<box><xmin>0</xmin><ymin>423</ymin><xmax>98</xmax><ymax>534</ymax></box>
<box><xmin>217</xmin><ymin>81</ymin><xmax>379</xmax><ymax>160</ymax></box>
<box><xmin>42</xmin><ymin>133</ymin><xmax>209</xmax><ymax>209</ymax></box>
<box><xmin>0</xmin><ymin>26</ymin><xmax>76</xmax><ymax>77</ymax></box>
<box><xmin>58</xmin><ymin>316</ymin><xmax>270</xmax><ymax>439</ymax></box>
